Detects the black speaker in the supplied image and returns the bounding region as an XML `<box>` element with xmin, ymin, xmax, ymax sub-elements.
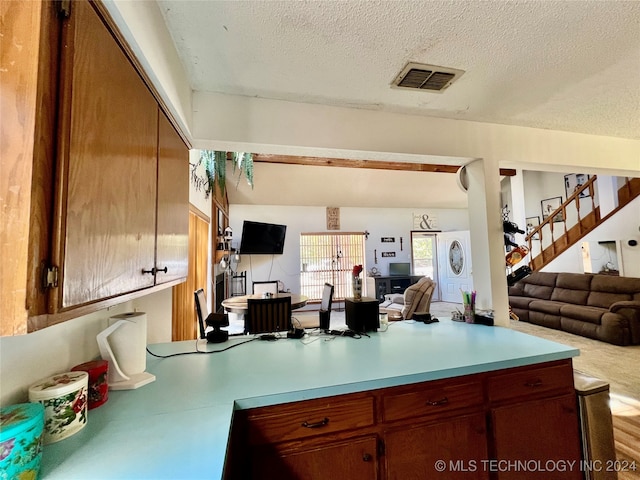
<box><xmin>319</xmin><ymin>310</ymin><xmax>330</xmax><ymax>330</ymax></box>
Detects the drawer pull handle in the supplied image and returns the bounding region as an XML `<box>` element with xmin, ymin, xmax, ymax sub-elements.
<box><xmin>362</xmin><ymin>453</ymin><xmax>373</xmax><ymax>462</ymax></box>
<box><xmin>426</xmin><ymin>397</ymin><xmax>449</xmax><ymax>406</ymax></box>
<box><xmin>301</xmin><ymin>417</ymin><xmax>329</xmax><ymax>429</ymax></box>
<box><xmin>525</xmin><ymin>379</ymin><xmax>543</xmax><ymax>388</ymax></box>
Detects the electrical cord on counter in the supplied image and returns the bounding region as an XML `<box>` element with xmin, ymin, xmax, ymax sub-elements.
<box><xmin>146</xmin><ymin>337</ymin><xmax>258</xmax><ymax>358</ymax></box>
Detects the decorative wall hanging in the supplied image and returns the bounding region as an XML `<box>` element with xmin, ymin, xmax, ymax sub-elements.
<box><xmin>326</xmin><ymin>207</ymin><xmax>340</xmax><ymax>230</ymax></box>
<box><xmin>412</xmin><ymin>213</ymin><xmax>438</xmax><ymax>230</ymax></box>
<box><xmin>564</xmin><ymin>174</ymin><xmax>591</xmax><ymax>199</ymax></box>
<box><xmin>526</xmin><ymin>216</ymin><xmax>540</xmax><ymax>240</ymax></box>
<box><xmin>541</xmin><ymin>196</ymin><xmax>564</xmax><ymax>222</ymax></box>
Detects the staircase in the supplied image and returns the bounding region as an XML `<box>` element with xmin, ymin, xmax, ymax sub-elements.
<box><xmin>526</xmin><ymin>176</ymin><xmax>640</xmax><ymax>271</ymax></box>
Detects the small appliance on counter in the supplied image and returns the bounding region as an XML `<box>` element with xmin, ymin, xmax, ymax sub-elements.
<box><xmin>97</xmin><ymin>312</ymin><xmax>155</xmax><ymax>390</ymax></box>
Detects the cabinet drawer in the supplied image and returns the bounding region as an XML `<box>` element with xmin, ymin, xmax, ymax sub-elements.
<box><xmin>487</xmin><ymin>362</ymin><xmax>574</xmax><ymax>404</ymax></box>
<box><xmin>246</xmin><ymin>396</ymin><xmax>375</xmax><ymax>445</ymax></box>
<box><xmin>383</xmin><ymin>380</ymin><xmax>483</xmax><ymax>423</ymax></box>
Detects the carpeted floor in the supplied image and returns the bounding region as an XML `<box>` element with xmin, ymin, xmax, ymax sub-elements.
<box><xmin>508</xmin><ymin>318</ymin><xmax>640</xmax><ymax>401</ymax></box>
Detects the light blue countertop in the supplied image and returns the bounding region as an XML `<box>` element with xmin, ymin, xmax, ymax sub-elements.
<box><xmin>40</xmin><ymin>320</ymin><xmax>579</xmax><ymax>479</ymax></box>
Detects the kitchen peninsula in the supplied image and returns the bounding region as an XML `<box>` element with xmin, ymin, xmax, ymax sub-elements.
<box><xmin>40</xmin><ymin>320</ymin><xmax>581</xmax><ymax>479</ymax></box>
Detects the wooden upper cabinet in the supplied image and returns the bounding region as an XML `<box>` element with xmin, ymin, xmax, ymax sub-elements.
<box><xmin>3</xmin><ymin>0</ymin><xmax>190</xmax><ymax>334</ymax></box>
<box><xmin>156</xmin><ymin>111</ymin><xmax>189</xmax><ymax>285</ymax></box>
<box><xmin>55</xmin><ymin>0</ymin><xmax>158</xmax><ymax>309</ymax></box>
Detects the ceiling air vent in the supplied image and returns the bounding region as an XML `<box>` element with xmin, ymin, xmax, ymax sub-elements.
<box><xmin>391</xmin><ymin>62</ymin><xmax>465</xmax><ymax>93</ymax></box>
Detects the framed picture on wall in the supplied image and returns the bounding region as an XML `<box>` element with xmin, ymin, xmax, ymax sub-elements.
<box><xmin>541</xmin><ymin>196</ymin><xmax>564</xmax><ymax>222</ymax></box>
<box><xmin>526</xmin><ymin>216</ymin><xmax>540</xmax><ymax>240</ymax></box>
<box><xmin>564</xmin><ymin>173</ymin><xmax>591</xmax><ymax>199</ymax></box>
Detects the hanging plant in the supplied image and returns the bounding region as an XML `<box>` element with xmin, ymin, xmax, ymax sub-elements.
<box><xmin>231</xmin><ymin>152</ymin><xmax>254</xmax><ymax>188</ymax></box>
<box><xmin>190</xmin><ymin>150</ymin><xmax>254</xmax><ymax>199</ymax></box>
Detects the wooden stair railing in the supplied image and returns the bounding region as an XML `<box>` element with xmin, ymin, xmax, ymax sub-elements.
<box><xmin>525</xmin><ymin>176</ymin><xmax>640</xmax><ymax>271</ymax></box>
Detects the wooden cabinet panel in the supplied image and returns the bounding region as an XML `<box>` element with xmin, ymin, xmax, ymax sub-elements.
<box><xmin>230</xmin><ymin>361</ymin><xmax>582</xmax><ymax>480</ymax></box>
<box><xmin>172</xmin><ymin>209</ymin><xmax>209</xmax><ymax>341</ymax></box>
<box><xmin>156</xmin><ymin>111</ymin><xmax>189</xmax><ymax>285</ymax></box>
<box><xmin>251</xmin><ymin>436</ymin><xmax>378</xmax><ymax>480</ymax></box>
<box><xmin>1</xmin><ymin>0</ymin><xmax>43</xmax><ymax>335</ymax></box>
<box><xmin>58</xmin><ymin>0</ymin><xmax>158</xmax><ymax>308</ymax></box>
<box><xmin>486</xmin><ymin>362</ymin><xmax>574</xmax><ymax>404</ymax></box>
<box><xmin>383</xmin><ymin>380</ymin><xmax>483</xmax><ymax>423</ymax></box>
<box><xmin>384</xmin><ymin>413</ymin><xmax>489</xmax><ymax>480</ymax></box>
<box><xmin>491</xmin><ymin>394</ymin><xmax>582</xmax><ymax>480</ymax></box>
<box><xmin>246</xmin><ymin>396</ymin><xmax>375</xmax><ymax>445</ymax></box>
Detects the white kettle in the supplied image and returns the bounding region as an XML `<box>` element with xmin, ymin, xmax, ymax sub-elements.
<box><xmin>97</xmin><ymin>312</ymin><xmax>156</xmax><ymax>390</ymax></box>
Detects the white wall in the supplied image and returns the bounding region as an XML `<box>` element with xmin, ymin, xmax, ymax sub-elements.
<box><xmin>193</xmin><ymin>92</ymin><xmax>640</xmax><ymax>174</ymax></box>
<box><xmin>0</xmin><ymin>301</ymin><xmax>132</xmax><ymax>405</ymax></box>
<box><xmin>544</xmin><ymin>196</ymin><xmax>640</xmax><ymax>275</ymax></box>
<box><xmin>229</xmin><ymin>204</ymin><xmax>469</xmax><ymax>294</ymax></box>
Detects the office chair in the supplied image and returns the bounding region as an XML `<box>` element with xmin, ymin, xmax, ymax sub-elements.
<box><xmin>246</xmin><ymin>296</ymin><xmax>292</xmax><ymax>334</ymax></box>
<box><xmin>194</xmin><ymin>289</ymin><xmax>229</xmax><ymax>343</ymax></box>
<box><xmin>252</xmin><ymin>280</ymin><xmax>279</xmax><ymax>295</ymax></box>
<box><xmin>319</xmin><ymin>283</ymin><xmax>334</xmax><ymax>330</ymax></box>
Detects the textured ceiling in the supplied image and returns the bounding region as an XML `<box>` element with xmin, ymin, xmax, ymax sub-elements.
<box><xmin>159</xmin><ymin>0</ymin><xmax>640</xmax><ymax>139</ymax></box>
<box><xmin>157</xmin><ymin>0</ymin><xmax>640</xmax><ymax>207</ymax></box>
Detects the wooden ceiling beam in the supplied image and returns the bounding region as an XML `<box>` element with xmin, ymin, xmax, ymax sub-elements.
<box><xmin>252</xmin><ymin>154</ymin><xmax>516</xmax><ymax>176</ymax></box>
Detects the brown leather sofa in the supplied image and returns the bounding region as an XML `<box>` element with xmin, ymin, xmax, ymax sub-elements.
<box><xmin>509</xmin><ymin>271</ymin><xmax>640</xmax><ymax>346</ymax></box>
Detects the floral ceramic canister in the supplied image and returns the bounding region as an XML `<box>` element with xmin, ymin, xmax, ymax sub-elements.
<box><xmin>28</xmin><ymin>372</ymin><xmax>88</xmax><ymax>444</ymax></box>
<box><xmin>0</xmin><ymin>402</ymin><xmax>45</xmax><ymax>480</ymax></box>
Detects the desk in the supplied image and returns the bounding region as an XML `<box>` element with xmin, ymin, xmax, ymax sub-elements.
<box><xmin>221</xmin><ymin>293</ymin><xmax>308</xmax><ymax>314</ymax></box>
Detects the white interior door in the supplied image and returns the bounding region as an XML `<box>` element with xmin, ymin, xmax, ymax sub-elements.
<box><xmin>437</xmin><ymin>231</ymin><xmax>473</xmax><ymax>303</ymax></box>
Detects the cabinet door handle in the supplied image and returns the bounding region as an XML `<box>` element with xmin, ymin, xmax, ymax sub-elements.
<box><xmin>141</xmin><ymin>267</ymin><xmax>168</xmax><ymax>275</ymax></box>
<box><xmin>426</xmin><ymin>397</ymin><xmax>449</xmax><ymax>406</ymax></box>
<box><xmin>362</xmin><ymin>453</ymin><xmax>373</xmax><ymax>462</ymax></box>
<box><xmin>525</xmin><ymin>379</ymin><xmax>543</xmax><ymax>388</ymax></box>
<box><xmin>301</xmin><ymin>417</ymin><xmax>329</xmax><ymax>429</ymax></box>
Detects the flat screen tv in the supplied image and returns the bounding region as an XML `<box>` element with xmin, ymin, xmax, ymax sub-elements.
<box><xmin>239</xmin><ymin>221</ymin><xmax>287</xmax><ymax>255</ymax></box>
<box><xmin>389</xmin><ymin>262</ymin><xmax>411</xmax><ymax>276</ymax></box>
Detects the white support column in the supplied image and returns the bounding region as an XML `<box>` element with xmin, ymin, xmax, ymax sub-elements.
<box><xmin>509</xmin><ymin>169</ymin><xmax>527</xmax><ymax>245</ymax></box>
<box><xmin>464</xmin><ymin>159</ymin><xmax>510</xmax><ymax>327</ymax></box>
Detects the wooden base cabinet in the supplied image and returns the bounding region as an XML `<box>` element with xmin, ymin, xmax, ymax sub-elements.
<box><xmin>491</xmin><ymin>394</ymin><xmax>583</xmax><ymax>480</ymax></box>
<box><xmin>228</xmin><ymin>360</ymin><xmax>582</xmax><ymax>480</ymax></box>
<box><xmin>384</xmin><ymin>414</ymin><xmax>489</xmax><ymax>480</ymax></box>
<box><xmin>251</xmin><ymin>436</ymin><xmax>378</xmax><ymax>480</ymax></box>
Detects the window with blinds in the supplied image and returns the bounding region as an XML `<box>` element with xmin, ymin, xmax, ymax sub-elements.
<box><xmin>300</xmin><ymin>232</ymin><xmax>366</xmax><ymax>302</ymax></box>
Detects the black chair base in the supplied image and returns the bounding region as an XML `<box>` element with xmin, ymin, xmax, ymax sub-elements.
<box><xmin>206</xmin><ymin>327</ymin><xmax>229</xmax><ymax>343</ymax></box>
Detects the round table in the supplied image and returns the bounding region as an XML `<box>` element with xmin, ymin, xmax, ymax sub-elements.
<box><xmin>221</xmin><ymin>293</ymin><xmax>308</xmax><ymax>314</ymax></box>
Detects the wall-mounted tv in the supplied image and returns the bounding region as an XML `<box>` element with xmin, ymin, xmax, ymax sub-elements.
<box><xmin>239</xmin><ymin>221</ymin><xmax>287</xmax><ymax>255</ymax></box>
